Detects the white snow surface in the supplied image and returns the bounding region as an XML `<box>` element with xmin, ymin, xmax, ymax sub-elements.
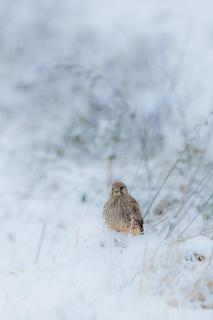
<box><xmin>0</xmin><ymin>153</ymin><xmax>212</xmax><ymax>319</ymax></box>
<box><xmin>0</xmin><ymin>0</ymin><xmax>213</xmax><ymax>319</ymax></box>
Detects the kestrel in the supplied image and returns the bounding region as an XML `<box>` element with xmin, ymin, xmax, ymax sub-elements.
<box><xmin>104</xmin><ymin>181</ymin><xmax>144</xmax><ymax>235</ymax></box>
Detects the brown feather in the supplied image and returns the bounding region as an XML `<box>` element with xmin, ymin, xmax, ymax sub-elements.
<box><xmin>104</xmin><ymin>181</ymin><xmax>144</xmax><ymax>235</ymax></box>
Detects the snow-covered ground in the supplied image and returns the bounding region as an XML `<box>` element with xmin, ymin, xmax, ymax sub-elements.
<box><xmin>0</xmin><ymin>148</ymin><xmax>212</xmax><ymax>319</ymax></box>
<box><xmin>0</xmin><ymin>0</ymin><xmax>213</xmax><ymax>319</ymax></box>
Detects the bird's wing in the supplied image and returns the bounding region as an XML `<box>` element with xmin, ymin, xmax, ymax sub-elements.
<box><xmin>103</xmin><ymin>201</ymin><xmax>109</xmax><ymax>217</ymax></box>
<box><xmin>129</xmin><ymin>196</ymin><xmax>143</xmax><ymax>227</ymax></box>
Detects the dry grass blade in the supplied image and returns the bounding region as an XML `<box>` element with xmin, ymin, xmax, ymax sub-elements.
<box><xmin>35</xmin><ymin>221</ymin><xmax>47</xmax><ymax>265</ymax></box>
<box><xmin>143</xmin><ymin>113</ymin><xmax>212</xmax><ymax>219</ymax></box>
<box><xmin>177</xmin><ymin>229</ymin><xmax>213</xmax><ymax>242</ymax></box>
<box><xmin>177</xmin><ymin>191</ymin><xmax>213</xmax><ymax>238</ymax></box>
<box><xmin>168</xmin><ymin>173</ymin><xmax>213</xmax><ymax>237</ymax></box>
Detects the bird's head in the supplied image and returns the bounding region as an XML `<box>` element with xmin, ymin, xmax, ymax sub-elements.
<box><xmin>111</xmin><ymin>181</ymin><xmax>128</xmax><ymax>197</ymax></box>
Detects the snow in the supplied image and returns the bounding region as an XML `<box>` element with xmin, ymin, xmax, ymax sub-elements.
<box><xmin>0</xmin><ymin>0</ymin><xmax>213</xmax><ymax>319</ymax></box>
<box><xmin>183</xmin><ymin>237</ymin><xmax>213</xmax><ymax>261</ymax></box>
<box><xmin>0</xmin><ymin>155</ymin><xmax>212</xmax><ymax>319</ymax></box>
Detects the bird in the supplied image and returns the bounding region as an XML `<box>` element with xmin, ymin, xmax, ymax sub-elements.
<box><xmin>103</xmin><ymin>181</ymin><xmax>144</xmax><ymax>236</ymax></box>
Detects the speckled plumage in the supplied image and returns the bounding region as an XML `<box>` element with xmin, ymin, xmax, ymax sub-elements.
<box><xmin>104</xmin><ymin>181</ymin><xmax>144</xmax><ymax>235</ymax></box>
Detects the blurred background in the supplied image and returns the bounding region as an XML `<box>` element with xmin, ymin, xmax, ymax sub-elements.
<box><xmin>0</xmin><ymin>0</ymin><xmax>213</xmax><ymax>161</ymax></box>
<box><xmin>0</xmin><ymin>0</ymin><xmax>213</xmax><ymax>317</ymax></box>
